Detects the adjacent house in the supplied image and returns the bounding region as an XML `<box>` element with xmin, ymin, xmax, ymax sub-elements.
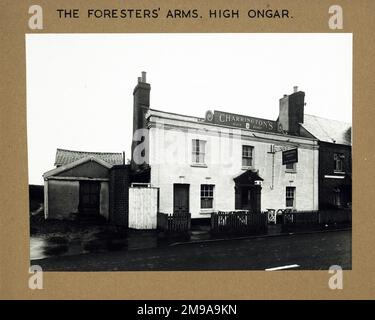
<box><xmin>300</xmin><ymin>115</ymin><xmax>352</xmax><ymax>209</ymax></box>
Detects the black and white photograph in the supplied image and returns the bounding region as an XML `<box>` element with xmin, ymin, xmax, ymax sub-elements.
<box><xmin>26</xmin><ymin>33</ymin><xmax>352</xmax><ymax>271</ymax></box>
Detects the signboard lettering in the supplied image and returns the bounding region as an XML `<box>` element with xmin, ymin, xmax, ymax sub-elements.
<box><xmin>205</xmin><ymin>110</ymin><xmax>283</xmax><ymax>134</ymax></box>
<box><xmin>282</xmin><ymin>148</ymin><xmax>298</xmax><ymax>165</ymax></box>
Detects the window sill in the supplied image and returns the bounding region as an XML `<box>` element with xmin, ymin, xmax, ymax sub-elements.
<box><xmin>241</xmin><ymin>166</ymin><xmax>254</xmax><ymax>170</ymax></box>
<box><xmin>200</xmin><ymin>209</ymin><xmax>214</xmax><ymax>214</ymax></box>
<box><xmin>285</xmin><ymin>170</ymin><xmax>297</xmax><ymax>174</ymax></box>
<box><xmin>191</xmin><ymin>163</ymin><xmax>208</xmax><ymax>168</ymax></box>
<box><xmin>333</xmin><ymin>171</ymin><xmax>346</xmax><ymax>175</ymax></box>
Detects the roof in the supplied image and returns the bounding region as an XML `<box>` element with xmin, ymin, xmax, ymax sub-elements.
<box><xmin>55</xmin><ymin>148</ymin><xmax>123</xmax><ymax>166</ymax></box>
<box><xmin>233</xmin><ymin>170</ymin><xmax>264</xmax><ymax>185</ymax></box>
<box><xmin>301</xmin><ymin>114</ymin><xmax>351</xmax><ymax>146</ymax></box>
<box><xmin>44</xmin><ymin>156</ymin><xmax>114</xmax><ymax>178</ymax></box>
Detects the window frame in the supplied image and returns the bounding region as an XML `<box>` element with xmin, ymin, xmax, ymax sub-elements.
<box><xmin>242</xmin><ymin>145</ymin><xmax>254</xmax><ymax>168</ymax></box>
<box><xmin>200</xmin><ymin>184</ymin><xmax>214</xmax><ymax>210</ymax></box>
<box><xmin>286</xmin><ymin>186</ymin><xmax>296</xmax><ymax>208</ymax></box>
<box><xmin>192</xmin><ymin>139</ymin><xmax>206</xmax><ymax>165</ymax></box>
<box><xmin>334</xmin><ymin>153</ymin><xmax>344</xmax><ymax>172</ymax></box>
<box><xmin>285</xmin><ymin>162</ymin><xmax>297</xmax><ymax>172</ymax></box>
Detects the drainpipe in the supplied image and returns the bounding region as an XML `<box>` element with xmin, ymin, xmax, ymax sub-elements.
<box><xmin>267</xmin><ymin>144</ymin><xmax>275</xmax><ymax>190</ymax></box>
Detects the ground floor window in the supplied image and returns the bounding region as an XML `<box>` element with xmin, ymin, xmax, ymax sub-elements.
<box><xmin>201</xmin><ymin>184</ymin><xmax>214</xmax><ymax>209</ymax></box>
<box><xmin>333</xmin><ymin>188</ymin><xmax>341</xmax><ymax>207</ymax></box>
<box><xmin>286</xmin><ymin>186</ymin><xmax>295</xmax><ymax>208</ymax></box>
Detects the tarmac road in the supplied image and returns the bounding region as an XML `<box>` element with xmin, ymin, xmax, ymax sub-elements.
<box><xmin>32</xmin><ymin>230</ymin><xmax>351</xmax><ymax>271</ymax></box>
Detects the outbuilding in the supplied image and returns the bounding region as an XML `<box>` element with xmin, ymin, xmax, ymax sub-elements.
<box><xmin>43</xmin><ymin>149</ymin><xmax>130</xmax><ymax>224</ymax></box>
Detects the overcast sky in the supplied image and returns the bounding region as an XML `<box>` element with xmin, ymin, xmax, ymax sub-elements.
<box><xmin>26</xmin><ymin>33</ymin><xmax>352</xmax><ymax>185</ymax></box>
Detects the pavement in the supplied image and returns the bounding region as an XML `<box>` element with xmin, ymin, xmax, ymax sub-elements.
<box><xmin>31</xmin><ymin>229</ymin><xmax>352</xmax><ymax>271</ymax></box>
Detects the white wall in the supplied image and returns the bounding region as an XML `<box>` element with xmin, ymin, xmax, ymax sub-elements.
<box><xmin>148</xmin><ymin>113</ymin><xmax>319</xmax><ymax>218</ymax></box>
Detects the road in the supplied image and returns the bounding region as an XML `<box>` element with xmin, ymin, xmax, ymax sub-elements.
<box><xmin>32</xmin><ymin>230</ymin><xmax>351</xmax><ymax>271</ymax></box>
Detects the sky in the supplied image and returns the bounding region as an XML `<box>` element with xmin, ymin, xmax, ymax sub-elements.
<box><xmin>26</xmin><ymin>33</ymin><xmax>352</xmax><ymax>185</ymax></box>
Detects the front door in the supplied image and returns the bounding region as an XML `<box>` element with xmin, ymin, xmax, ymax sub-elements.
<box><xmin>173</xmin><ymin>184</ymin><xmax>189</xmax><ymax>213</ymax></box>
<box><xmin>241</xmin><ymin>187</ymin><xmax>252</xmax><ymax>210</ymax></box>
<box><xmin>79</xmin><ymin>181</ymin><xmax>100</xmax><ymax>214</ymax></box>
<box><xmin>236</xmin><ymin>186</ymin><xmax>261</xmax><ymax>212</ymax></box>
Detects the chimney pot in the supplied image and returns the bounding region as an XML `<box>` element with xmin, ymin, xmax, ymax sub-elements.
<box><xmin>283</xmin><ymin>94</ymin><xmax>288</xmax><ymax>98</ymax></box>
<box><xmin>293</xmin><ymin>86</ymin><xmax>298</xmax><ymax>93</ymax></box>
<box><xmin>141</xmin><ymin>71</ymin><xmax>146</xmax><ymax>83</ymax></box>
<box><xmin>138</xmin><ymin>77</ymin><xmax>141</xmax><ymax>83</ymax></box>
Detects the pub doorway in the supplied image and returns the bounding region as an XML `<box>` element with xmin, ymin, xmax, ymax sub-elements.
<box><xmin>234</xmin><ymin>170</ymin><xmax>263</xmax><ymax>213</ymax></box>
<box><xmin>238</xmin><ymin>186</ymin><xmax>261</xmax><ymax>212</ymax></box>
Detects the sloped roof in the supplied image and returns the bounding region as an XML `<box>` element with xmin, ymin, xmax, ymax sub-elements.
<box><xmin>301</xmin><ymin>114</ymin><xmax>351</xmax><ymax>146</ymax></box>
<box><xmin>44</xmin><ymin>156</ymin><xmax>113</xmax><ymax>178</ymax></box>
<box><xmin>234</xmin><ymin>170</ymin><xmax>263</xmax><ymax>185</ymax></box>
<box><xmin>55</xmin><ymin>148</ymin><xmax>123</xmax><ymax>166</ymax></box>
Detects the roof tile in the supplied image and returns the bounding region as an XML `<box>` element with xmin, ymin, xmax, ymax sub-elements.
<box><xmin>55</xmin><ymin>149</ymin><xmax>123</xmax><ymax>166</ymax></box>
<box><xmin>301</xmin><ymin>114</ymin><xmax>351</xmax><ymax>146</ymax></box>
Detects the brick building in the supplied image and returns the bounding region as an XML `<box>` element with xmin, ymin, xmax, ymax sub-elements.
<box><xmin>300</xmin><ymin>116</ymin><xmax>352</xmax><ymax>209</ymax></box>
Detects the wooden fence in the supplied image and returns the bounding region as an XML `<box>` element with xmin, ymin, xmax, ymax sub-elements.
<box><xmin>282</xmin><ymin>209</ymin><xmax>352</xmax><ymax>225</ymax></box>
<box><xmin>157</xmin><ymin>212</ymin><xmax>191</xmax><ymax>233</ymax></box>
<box><xmin>211</xmin><ymin>210</ymin><xmax>268</xmax><ymax>234</ymax></box>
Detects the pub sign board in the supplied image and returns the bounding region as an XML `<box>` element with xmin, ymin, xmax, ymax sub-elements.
<box><xmin>282</xmin><ymin>148</ymin><xmax>298</xmax><ymax>165</ymax></box>
<box><xmin>205</xmin><ymin>110</ymin><xmax>284</xmax><ymax>134</ymax></box>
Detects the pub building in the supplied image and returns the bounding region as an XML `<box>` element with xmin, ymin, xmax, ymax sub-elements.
<box><xmin>43</xmin><ymin>72</ymin><xmax>351</xmax><ymax>224</ymax></box>
<box><xmin>131</xmin><ymin>72</ymin><xmax>323</xmax><ymax>220</ymax></box>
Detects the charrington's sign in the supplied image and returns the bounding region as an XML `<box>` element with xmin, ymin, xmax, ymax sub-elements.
<box><xmin>205</xmin><ymin>110</ymin><xmax>283</xmax><ymax>134</ymax></box>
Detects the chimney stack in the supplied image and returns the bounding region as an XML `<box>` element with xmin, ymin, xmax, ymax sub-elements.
<box><xmin>131</xmin><ymin>72</ymin><xmax>151</xmax><ymax>170</ymax></box>
<box><xmin>277</xmin><ymin>86</ymin><xmax>305</xmax><ymax>136</ymax></box>
<box><xmin>141</xmin><ymin>71</ymin><xmax>147</xmax><ymax>83</ymax></box>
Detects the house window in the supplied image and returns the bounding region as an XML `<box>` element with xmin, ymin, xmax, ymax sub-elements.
<box><xmin>285</xmin><ymin>162</ymin><xmax>297</xmax><ymax>172</ymax></box>
<box><xmin>286</xmin><ymin>187</ymin><xmax>296</xmax><ymax>208</ymax></box>
<box><xmin>334</xmin><ymin>153</ymin><xmax>344</xmax><ymax>172</ymax></box>
<box><xmin>333</xmin><ymin>188</ymin><xmax>341</xmax><ymax>207</ymax></box>
<box><xmin>201</xmin><ymin>184</ymin><xmax>214</xmax><ymax>209</ymax></box>
<box><xmin>242</xmin><ymin>145</ymin><xmax>254</xmax><ymax>167</ymax></box>
<box><xmin>192</xmin><ymin>139</ymin><xmax>206</xmax><ymax>164</ymax></box>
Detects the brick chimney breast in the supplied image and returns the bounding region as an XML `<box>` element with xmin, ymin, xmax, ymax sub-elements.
<box><xmin>131</xmin><ymin>72</ymin><xmax>151</xmax><ymax>170</ymax></box>
<box><xmin>277</xmin><ymin>87</ymin><xmax>305</xmax><ymax>136</ymax></box>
